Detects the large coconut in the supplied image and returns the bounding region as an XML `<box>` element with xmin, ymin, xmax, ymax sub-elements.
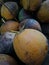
<box><xmin>13</xmin><ymin>29</ymin><xmax>48</xmax><ymax>65</ymax></box>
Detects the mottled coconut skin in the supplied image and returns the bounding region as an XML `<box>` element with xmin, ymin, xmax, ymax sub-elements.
<box><xmin>0</xmin><ymin>32</ymin><xmax>16</xmax><ymax>54</ymax></box>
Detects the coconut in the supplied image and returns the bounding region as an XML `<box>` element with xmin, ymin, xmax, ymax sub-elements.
<box><xmin>0</xmin><ymin>20</ymin><xmax>19</xmax><ymax>34</ymax></box>
<box><xmin>20</xmin><ymin>0</ymin><xmax>42</xmax><ymax>11</ymax></box>
<box><xmin>13</xmin><ymin>29</ymin><xmax>48</xmax><ymax>65</ymax></box>
<box><xmin>1</xmin><ymin>2</ymin><xmax>18</xmax><ymax>20</ymax></box>
<box><xmin>37</xmin><ymin>0</ymin><xmax>49</xmax><ymax>23</ymax></box>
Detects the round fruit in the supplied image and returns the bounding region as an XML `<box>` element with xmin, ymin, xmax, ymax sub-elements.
<box><xmin>37</xmin><ymin>0</ymin><xmax>49</xmax><ymax>23</ymax></box>
<box><xmin>18</xmin><ymin>8</ymin><xmax>30</xmax><ymax>22</ymax></box>
<box><xmin>0</xmin><ymin>20</ymin><xmax>19</xmax><ymax>34</ymax></box>
<box><xmin>0</xmin><ymin>54</ymin><xmax>18</xmax><ymax>65</ymax></box>
<box><xmin>1</xmin><ymin>2</ymin><xmax>18</xmax><ymax>20</ymax></box>
<box><xmin>0</xmin><ymin>32</ymin><xmax>16</xmax><ymax>54</ymax></box>
<box><xmin>19</xmin><ymin>19</ymin><xmax>41</xmax><ymax>31</ymax></box>
<box><xmin>13</xmin><ymin>29</ymin><xmax>48</xmax><ymax>65</ymax></box>
<box><xmin>20</xmin><ymin>0</ymin><xmax>42</xmax><ymax>11</ymax></box>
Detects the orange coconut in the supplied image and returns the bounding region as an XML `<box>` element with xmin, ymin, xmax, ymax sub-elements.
<box><xmin>13</xmin><ymin>29</ymin><xmax>48</xmax><ymax>65</ymax></box>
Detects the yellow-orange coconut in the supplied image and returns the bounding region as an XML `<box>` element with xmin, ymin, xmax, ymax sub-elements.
<box><xmin>13</xmin><ymin>29</ymin><xmax>48</xmax><ymax>65</ymax></box>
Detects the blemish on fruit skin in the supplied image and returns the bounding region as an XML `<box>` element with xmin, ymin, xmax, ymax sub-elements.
<box><xmin>24</xmin><ymin>51</ymin><xmax>35</xmax><ymax>65</ymax></box>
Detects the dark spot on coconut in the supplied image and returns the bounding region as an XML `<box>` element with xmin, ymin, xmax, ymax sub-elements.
<box><xmin>24</xmin><ymin>51</ymin><xmax>35</xmax><ymax>65</ymax></box>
